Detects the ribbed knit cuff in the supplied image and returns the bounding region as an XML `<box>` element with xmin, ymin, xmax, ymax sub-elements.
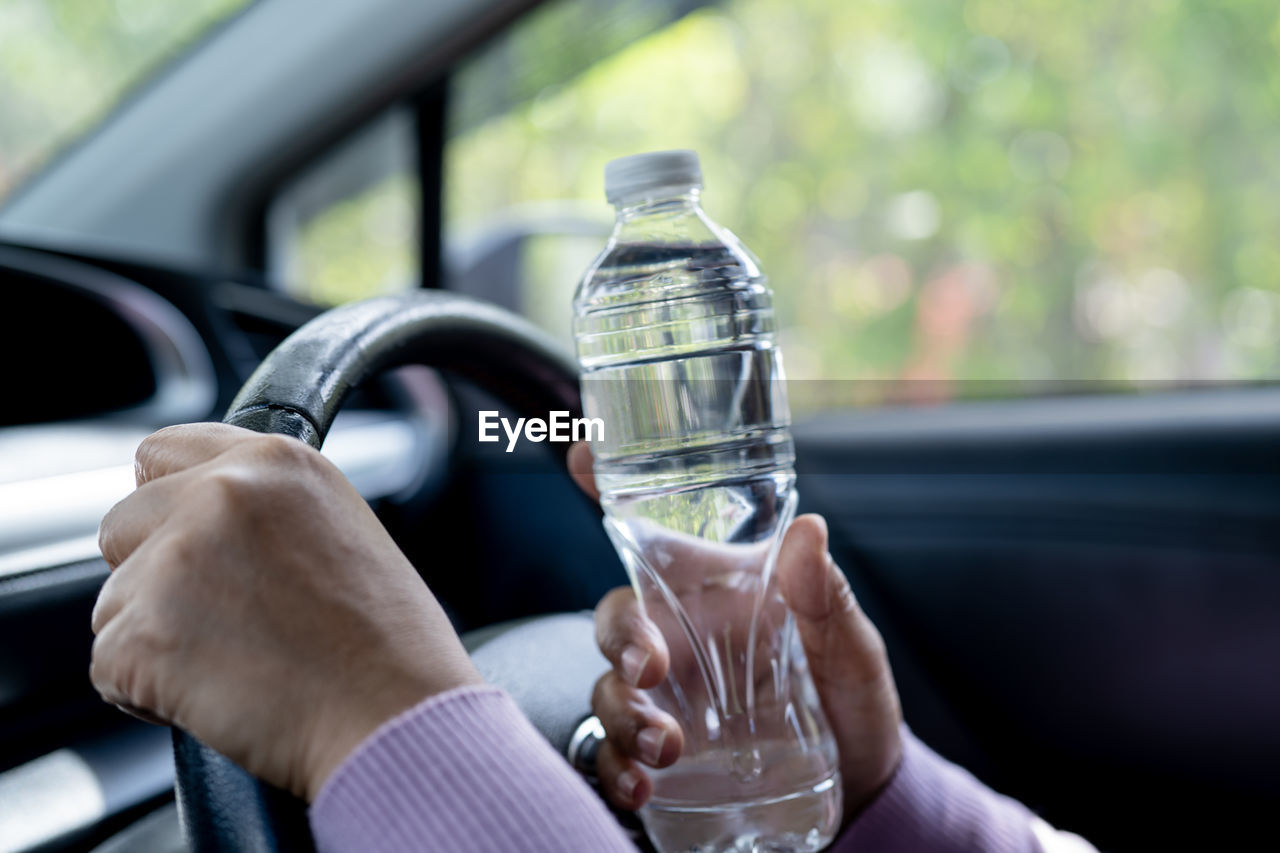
<box><xmin>309</xmin><ymin>685</ymin><xmax>635</xmax><ymax>853</ymax></box>
<box><xmin>832</xmin><ymin>726</ymin><xmax>1040</xmax><ymax>853</ymax></box>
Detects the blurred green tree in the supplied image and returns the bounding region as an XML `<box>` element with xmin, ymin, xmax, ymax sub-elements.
<box><xmin>445</xmin><ymin>0</ymin><xmax>1280</xmax><ymax>402</ymax></box>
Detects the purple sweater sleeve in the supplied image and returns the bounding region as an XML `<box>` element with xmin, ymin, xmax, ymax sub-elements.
<box><xmin>832</xmin><ymin>727</ymin><xmax>1044</xmax><ymax>853</ymax></box>
<box><xmin>309</xmin><ymin>685</ymin><xmax>636</xmax><ymax>852</ymax></box>
<box><xmin>310</xmin><ymin>687</ymin><xmax>1083</xmax><ymax>853</ymax></box>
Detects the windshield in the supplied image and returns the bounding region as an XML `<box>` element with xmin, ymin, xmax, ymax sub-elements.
<box><xmin>0</xmin><ymin>0</ymin><xmax>253</xmax><ymax>205</ymax></box>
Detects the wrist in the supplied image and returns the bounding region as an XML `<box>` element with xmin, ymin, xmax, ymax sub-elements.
<box><xmin>302</xmin><ymin>663</ymin><xmax>485</xmax><ymax>801</ymax></box>
<box><xmin>840</xmin><ymin>728</ymin><xmax>905</xmax><ymax>822</ymax></box>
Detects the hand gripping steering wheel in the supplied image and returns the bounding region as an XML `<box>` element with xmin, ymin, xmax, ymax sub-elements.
<box><xmin>173</xmin><ymin>291</ymin><xmax>608</xmax><ymax>852</ymax></box>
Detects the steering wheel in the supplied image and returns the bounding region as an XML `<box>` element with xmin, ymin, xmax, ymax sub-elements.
<box><xmin>172</xmin><ymin>291</ymin><xmax>610</xmax><ymax>852</ymax></box>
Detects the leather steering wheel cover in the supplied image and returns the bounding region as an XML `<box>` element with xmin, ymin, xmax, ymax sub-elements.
<box><xmin>174</xmin><ymin>291</ymin><xmax>585</xmax><ymax>853</ymax></box>
<box><xmin>223</xmin><ymin>291</ymin><xmax>582</xmax><ymax>450</ymax></box>
<box><xmin>172</xmin><ymin>732</ymin><xmax>316</xmax><ymax>853</ymax></box>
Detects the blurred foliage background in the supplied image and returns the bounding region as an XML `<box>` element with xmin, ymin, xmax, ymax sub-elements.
<box><xmin>445</xmin><ymin>0</ymin><xmax>1280</xmax><ymax>393</ymax></box>
<box><xmin>0</xmin><ymin>0</ymin><xmax>249</xmax><ymax>199</ymax></box>
<box><xmin>288</xmin><ymin>175</ymin><xmax>418</xmax><ymax>308</ymax></box>
<box><xmin>4</xmin><ymin>0</ymin><xmax>1280</xmax><ymax>400</ymax></box>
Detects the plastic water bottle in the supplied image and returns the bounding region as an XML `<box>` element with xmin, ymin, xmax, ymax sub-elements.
<box><xmin>573</xmin><ymin>151</ymin><xmax>842</xmax><ymax>853</ymax></box>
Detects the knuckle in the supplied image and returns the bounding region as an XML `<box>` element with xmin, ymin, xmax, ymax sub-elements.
<box><xmin>90</xmin><ymin>630</ymin><xmax>146</xmax><ymax>710</ymax></box>
<box><xmin>594</xmin><ymin>626</ymin><xmax>622</xmax><ymax>661</ymax></box>
<box><xmin>97</xmin><ymin>513</ymin><xmax>119</xmax><ymax>567</ymax></box>
<box><xmin>116</xmin><ymin>660</ymin><xmax>159</xmax><ymax>716</ymax></box>
<box><xmin>833</xmin><ymin>572</ymin><xmax>861</xmax><ymax>618</ymax></box>
<box><xmin>590</xmin><ymin>672</ymin><xmax>613</xmax><ymax>713</ymax></box>
<box><xmin>131</xmin><ymin>673</ymin><xmax>161</xmax><ymax>717</ymax></box>
<box><xmin>188</xmin><ymin>435</ymin><xmax>319</xmax><ymax>509</ymax></box>
<box><xmin>97</xmin><ymin>498</ymin><xmax>137</xmax><ymax>568</ymax></box>
<box><xmin>197</xmin><ymin>465</ymin><xmax>265</xmax><ymax>511</ymax></box>
<box><xmin>618</xmin><ymin>696</ymin><xmax>649</xmax><ymax>737</ymax></box>
<box><xmin>90</xmin><ymin>589</ymin><xmax>113</xmax><ymax>635</ymax></box>
<box><xmin>134</xmin><ymin>426</ymin><xmax>183</xmax><ymax>483</ymax></box>
<box><xmin>131</xmin><ymin>609</ymin><xmax>179</xmax><ymax>658</ymax></box>
<box><xmin>88</xmin><ymin>637</ymin><xmax>112</xmax><ymax>692</ymax></box>
<box><xmin>143</xmin><ymin>535</ymin><xmax>205</xmax><ymax>594</ymax></box>
<box><xmin>250</xmin><ymin>434</ymin><xmax>333</xmax><ymax>496</ymax></box>
<box><xmin>592</xmin><ymin>676</ymin><xmax>642</xmax><ymax>732</ymax></box>
<box><xmin>596</xmin><ymin>588</ymin><xmax>643</xmax><ymax>654</ymax></box>
<box><xmin>256</xmin><ymin>433</ymin><xmax>315</xmax><ymax>470</ymax></box>
<box><xmin>119</xmin><ymin>626</ymin><xmax>174</xmax><ymax>710</ymax></box>
<box><xmin>133</xmin><ymin>434</ymin><xmax>163</xmax><ymax>481</ymax></box>
<box><xmin>159</xmin><ymin>531</ymin><xmax>199</xmax><ymax>568</ymax></box>
<box><xmin>622</xmin><ymin>608</ymin><xmax>658</xmax><ymax>648</ymax></box>
<box><xmin>98</xmin><ymin>492</ymin><xmax>142</xmax><ymax>568</ymax></box>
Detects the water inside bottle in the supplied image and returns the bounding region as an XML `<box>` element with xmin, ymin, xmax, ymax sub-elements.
<box><xmin>643</xmin><ymin>741</ymin><xmax>841</xmax><ymax>853</ymax></box>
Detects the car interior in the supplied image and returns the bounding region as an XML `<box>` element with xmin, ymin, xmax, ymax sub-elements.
<box><xmin>1</xmin><ymin>0</ymin><xmax>1277</xmax><ymax>851</ymax></box>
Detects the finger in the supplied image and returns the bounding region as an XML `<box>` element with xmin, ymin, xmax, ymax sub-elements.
<box><xmin>88</xmin><ymin>616</ymin><xmax>168</xmax><ymax>726</ymax></box>
<box><xmin>98</xmin><ymin>469</ymin><xmax>193</xmax><ymax>569</ymax></box>
<box><xmin>777</xmin><ymin>514</ymin><xmax>890</xmax><ymax>688</ymax></box>
<box><xmin>591</xmin><ymin>671</ymin><xmax>683</xmax><ymax>768</ymax></box>
<box><xmin>133</xmin><ymin>422</ymin><xmax>253</xmax><ymax>486</ymax></box>
<box><xmin>567</xmin><ymin>441</ymin><xmax>599</xmax><ymax>501</ymax></box>
<box><xmin>596</xmin><ymin>740</ymin><xmax>651</xmax><ymax>810</ymax></box>
<box><xmin>594</xmin><ymin>587</ymin><xmax>669</xmax><ymax>689</ymax></box>
<box><xmin>91</xmin><ymin>555</ymin><xmax>143</xmax><ymax>634</ymax></box>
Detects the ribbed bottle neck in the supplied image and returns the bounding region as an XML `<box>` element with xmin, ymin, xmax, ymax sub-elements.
<box><xmin>613</xmin><ymin>190</ymin><xmax>702</xmax><ymax>221</ymax></box>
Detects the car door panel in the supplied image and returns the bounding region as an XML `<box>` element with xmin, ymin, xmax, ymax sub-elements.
<box><xmin>793</xmin><ymin>391</ymin><xmax>1280</xmax><ymax>849</ymax></box>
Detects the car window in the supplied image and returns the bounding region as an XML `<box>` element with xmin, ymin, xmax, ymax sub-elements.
<box><xmin>265</xmin><ymin>110</ymin><xmax>421</xmax><ymax>306</ymax></box>
<box><xmin>444</xmin><ymin>0</ymin><xmax>1280</xmax><ymax>408</ymax></box>
<box><xmin>0</xmin><ymin>0</ymin><xmax>253</xmax><ymax>205</ymax></box>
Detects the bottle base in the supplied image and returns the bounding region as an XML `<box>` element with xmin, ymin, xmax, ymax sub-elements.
<box><xmin>640</xmin><ymin>772</ymin><xmax>841</xmax><ymax>853</ymax></box>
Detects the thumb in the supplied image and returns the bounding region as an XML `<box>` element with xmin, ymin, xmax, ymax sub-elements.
<box><xmin>777</xmin><ymin>514</ymin><xmax>903</xmax><ymax>809</ymax></box>
<box><xmin>777</xmin><ymin>514</ymin><xmax>896</xmax><ymax>708</ymax></box>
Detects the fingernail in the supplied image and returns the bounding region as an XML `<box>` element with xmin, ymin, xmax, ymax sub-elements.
<box><xmin>617</xmin><ymin>768</ymin><xmax>641</xmax><ymax>800</ymax></box>
<box><xmin>637</xmin><ymin>726</ymin><xmax>666</xmax><ymax>765</ymax></box>
<box><xmin>621</xmin><ymin>645</ymin><xmax>650</xmax><ymax>686</ymax></box>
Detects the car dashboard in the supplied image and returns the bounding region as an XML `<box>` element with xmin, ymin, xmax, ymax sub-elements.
<box><xmin>0</xmin><ymin>242</ymin><xmax>451</xmax><ymax>852</ymax></box>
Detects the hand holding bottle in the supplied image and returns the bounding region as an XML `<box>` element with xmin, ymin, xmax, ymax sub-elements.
<box><xmin>569</xmin><ymin>443</ymin><xmax>904</xmax><ymax>822</ymax></box>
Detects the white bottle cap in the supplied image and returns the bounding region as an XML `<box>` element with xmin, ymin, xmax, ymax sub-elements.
<box><xmin>604</xmin><ymin>150</ymin><xmax>703</xmax><ymax>206</ymax></box>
